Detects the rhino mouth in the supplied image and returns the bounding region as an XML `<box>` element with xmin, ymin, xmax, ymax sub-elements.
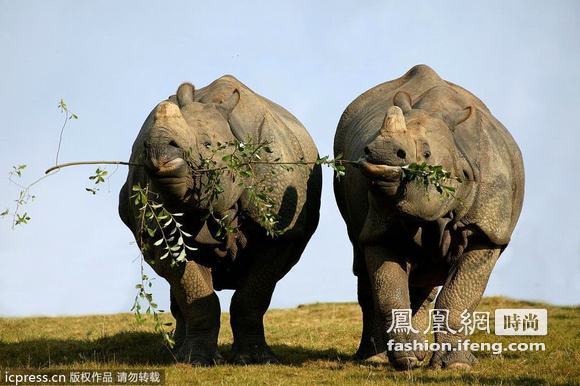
<box><xmin>358</xmin><ymin>159</ymin><xmax>403</xmax><ymax>182</ymax></box>
<box><xmin>358</xmin><ymin>158</ymin><xmax>403</xmax><ymax>195</ymax></box>
<box><xmin>154</xmin><ymin>158</ymin><xmax>188</xmax><ymax>178</ymax></box>
<box><xmin>148</xmin><ymin>157</ymin><xmax>190</xmax><ymax>195</ymax></box>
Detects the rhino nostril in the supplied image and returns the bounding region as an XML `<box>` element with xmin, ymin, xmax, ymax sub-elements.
<box><xmin>364</xmin><ymin>146</ymin><xmax>371</xmax><ymax>155</ymax></box>
<box><xmin>396</xmin><ymin>149</ymin><xmax>406</xmax><ymax>159</ymax></box>
<box><xmin>168</xmin><ymin>140</ymin><xmax>180</xmax><ymax>149</ymax></box>
<box><xmin>463</xmin><ymin>168</ymin><xmax>471</xmax><ymax>180</ymax></box>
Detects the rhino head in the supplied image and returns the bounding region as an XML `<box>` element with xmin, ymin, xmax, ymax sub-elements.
<box><xmin>360</xmin><ymin>91</ymin><xmax>473</xmax><ymax>221</ymax></box>
<box><xmin>140</xmin><ymin>82</ymin><xmax>242</xmax><ymax>213</ymax></box>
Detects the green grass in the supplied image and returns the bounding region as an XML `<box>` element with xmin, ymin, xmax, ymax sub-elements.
<box><xmin>0</xmin><ymin>297</ymin><xmax>578</xmax><ymax>385</ymax></box>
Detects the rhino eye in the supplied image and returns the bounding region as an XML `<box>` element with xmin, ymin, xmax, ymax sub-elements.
<box><xmin>423</xmin><ymin>150</ymin><xmax>431</xmax><ymax>158</ymax></box>
<box><xmin>203</xmin><ymin>140</ymin><xmax>212</xmax><ymax>148</ymax></box>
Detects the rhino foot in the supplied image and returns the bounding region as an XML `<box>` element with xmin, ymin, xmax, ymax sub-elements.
<box><xmin>390</xmin><ymin>354</ymin><xmax>421</xmax><ymax>371</ymax></box>
<box><xmin>230</xmin><ymin>342</ymin><xmax>279</xmax><ymax>365</ymax></box>
<box><xmin>359</xmin><ymin>352</ymin><xmax>389</xmax><ymax>365</ymax></box>
<box><xmin>386</xmin><ymin>347</ymin><xmax>426</xmax><ymax>370</ymax></box>
<box><xmin>354</xmin><ymin>337</ymin><xmax>385</xmax><ymax>362</ymax></box>
<box><xmin>386</xmin><ymin>332</ymin><xmax>428</xmax><ymax>370</ymax></box>
<box><xmin>429</xmin><ymin>349</ymin><xmax>477</xmax><ymax>370</ymax></box>
<box><xmin>174</xmin><ymin>337</ymin><xmax>223</xmax><ymax>366</ymax></box>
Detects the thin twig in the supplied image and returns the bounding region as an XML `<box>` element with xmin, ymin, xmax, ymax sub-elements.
<box><xmin>190</xmin><ymin>159</ymin><xmax>361</xmax><ymax>173</ymax></box>
<box><xmin>55</xmin><ymin>110</ymin><xmax>69</xmax><ymax>165</ymax></box>
<box><xmin>45</xmin><ymin>161</ymin><xmax>143</xmax><ymax>174</ymax></box>
<box><xmin>44</xmin><ymin>158</ymin><xmax>360</xmax><ymax>175</ymax></box>
<box><xmin>10</xmin><ymin>171</ymin><xmax>59</xmax><ymax>228</ymax></box>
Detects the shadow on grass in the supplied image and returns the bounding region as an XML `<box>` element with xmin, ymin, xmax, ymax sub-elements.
<box><xmin>0</xmin><ymin>332</ymin><xmax>174</xmax><ymax>367</ymax></box>
<box><xmin>0</xmin><ymin>336</ymin><xmax>558</xmax><ymax>385</ymax></box>
<box><xmin>400</xmin><ymin>374</ymin><xmax>550</xmax><ymax>386</ymax></box>
<box><xmin>0</xmin><ymin>332</ymin><xmax>348</xmax><ymax>367</ymax></box>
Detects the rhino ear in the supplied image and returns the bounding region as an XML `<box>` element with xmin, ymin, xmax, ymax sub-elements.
<box><xmin>393</xmin><ymin>91</ymin><xmax>412</xmax><ymax>113</ymax></box>
<box><xmin>217</xmin><ymin>89</ymin><xmax>240</xmax><ymax>118</ymax></box>
<box><xmin>446</xmin><ymin>106</ymin><xmax>472</xmax><ymax>129</ymax></box>
<box><xmin>176</xmin><ymin>82</ymin><xmax>195</xmax><ymax>108</ymax></box>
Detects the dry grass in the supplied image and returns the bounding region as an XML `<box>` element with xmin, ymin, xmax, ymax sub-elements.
<box><xmin>0</xmin><ymin>297</ymin><xmax>578</xmax><ymax>385</ymax></box>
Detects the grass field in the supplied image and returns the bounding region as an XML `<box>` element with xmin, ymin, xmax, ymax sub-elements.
<box><xmin>0</xmin><ymin>297</ymin><xmax>578</xmax><ymax>385</ymax></box>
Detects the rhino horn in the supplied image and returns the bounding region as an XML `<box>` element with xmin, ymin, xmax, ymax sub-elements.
<box><xmin>154</xmin><ymin>100</ymin><xmax>190</xmax><ymax>131</ymax></box>
<box><xmin>154</xmin><ymin>100</ymin><xmax>183</xmax><ymax>122</ymax></box>
<box><xmin>380</xmin><ymin>106</ymin><xmax>407</xmax><ymax>136</ymax></box>
<box><xmin>176</xmin><ymin>82</ymin><xmax>195</xmax><ymax>108</ymax></box>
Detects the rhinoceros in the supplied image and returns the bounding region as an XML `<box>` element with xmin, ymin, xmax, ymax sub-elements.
<box><xmin>119</xmin><ymin>76</ymin><xmax>321</xmax><ymax>365</ymax></box>
<box><xmin>333</xmin><ymin>64</ymin><xmax>524</xmax><ymax>370</ymax></box>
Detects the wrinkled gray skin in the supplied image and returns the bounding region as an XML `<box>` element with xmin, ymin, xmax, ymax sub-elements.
<box><xmin>334</xmin><ymin>65</ymin><xmax>524</xmax><ymax>370</ymax></box>
<box><xmin>119</xmin><ymin>76</ymin><xmax>321</xmax><ymax>365</ymax></box>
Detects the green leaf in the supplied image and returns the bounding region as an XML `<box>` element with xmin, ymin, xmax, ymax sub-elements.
<box><xmin>10</xmin><ymin>164</ymin><xmax>27</xmax><ymax>178</ymax></box>
<box><xmin>15</xmin><ymin>213</ymin><xmax>31</xmax><ymax>225</ymax></box>
<box><xmin>176</xmin><ymin>249</ymin><xmax>187</xmax><ymax>262</ymax></box>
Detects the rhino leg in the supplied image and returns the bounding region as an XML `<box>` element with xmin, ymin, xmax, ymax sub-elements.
<box><xmin>429</xmin><ymin>246</ymin><xmax>501</xmax><ymax>370</ymax></box>
<box><xmin>229</xmin><ymin>239</ymin><xmax>306</xmax><ymax>364</ymax></box>
<box><xmin>365</xmin><ymin>245</ymin><xmax>423</xmax><ymax>370</ymax></box>
<box><xmin>165</xmin><ymin>261</ymin><xmax>222</xmax><ymax>366</ymax></box>
<box><xmin>169</xmin><ymin>290</ymin><xmax>186</xmax><ymax>351</ymax></box>
<box><xmin>355</xmin><ymin>249</ymin><xmax>387</xmax><ymax>363</ymax></box>
<box><xmin>409</xmin><ymin>286</ymin><xmax>437</xmax><ymax>362</ymax></box>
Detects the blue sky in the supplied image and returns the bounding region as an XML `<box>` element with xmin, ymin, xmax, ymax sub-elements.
<box><xmin>0</xmin><ymin>0</ymin><xmax>579</xmax><ymax>316</ymax></box>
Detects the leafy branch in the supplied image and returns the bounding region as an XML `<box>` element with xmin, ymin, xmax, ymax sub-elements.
<box><xmin>189</xmin><ymin>144</ymin><xmax>352</xmax><ymax>176</ymax></box>
<box><xmin>86</xmin><ymin>167</ymin><xmax>108</xmax><ymax>194</ymax></box>
<box><xmin>402</xmin><ymin>162</ymin><xmax>461</xmax><ymax>197</ymax></box>
<box><xmin>191</xmin><ymin>139</ymin><xmax>284</xmax><ymax>237</ymax></box>
<box><xmin>132</xmin><ymin>261</ymin><xmax>174</xmax><ymax>347</ymax></box>
<box><xmin>132</xmin><ymin>183</ymin><xmax>196</xmax><ymax>265</ymax></box>
<box><xmin>3</xmin><ymin>101</ymin><xmax>80</xmax><ymax>227</ymax></box>
<box><xmin>4</xmin><ymin>164</ymin><xmax>41</xmax><ymax>227</ymax></box>
<box><xmin>187</xmin><ymin>139</ymin><xmax>352</xmax><ymax>238</ymax></box>
<box><xmin>129</xmin><ymin>183</ymin><xmax>200</xmax><ymax>347</ymax></box>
